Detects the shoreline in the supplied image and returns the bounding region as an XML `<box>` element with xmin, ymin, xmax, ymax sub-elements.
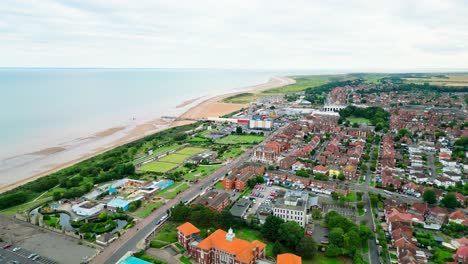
<box><xmin>0</xmin><ymin>76</ymin><xmax>295</xmax><ymax>193</ymax></box>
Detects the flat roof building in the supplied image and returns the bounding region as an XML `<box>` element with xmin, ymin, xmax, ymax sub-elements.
<box><xmin>273</xmin><ymin>190</ymin><xmax>309</xmax><ymax>227</ymax></box>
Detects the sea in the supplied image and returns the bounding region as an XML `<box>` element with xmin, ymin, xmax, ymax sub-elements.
<box><xmin>0</xmin><ymin>68</ymin><xmax>284</xmax><ymax>160</ymax></box>
<box><xmin>1</xmin><ymin>68</ymin><xmax>312</xmax><ymax>189</ymax></box>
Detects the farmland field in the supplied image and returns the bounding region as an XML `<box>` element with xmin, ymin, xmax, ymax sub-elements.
<box><xmin>159</xmin><ymin>153</ymin><xmax>191</xmax><ymax>164</ymax></box>
<box><xmin>176</xmin><ymin>147</ymin><xmax>206</xmax><ymax>155</ymax></box>
<box><xmin>139</xmin><ymin>161</ymin><xmax>178</xmax><ymax>173</ymax></box>
<box><xmin>215</xmin><ymin>135</ymin><xmax>264</xmax><ymax>145</ymax></box>
<box><xmin>403</xmin><ymin>74</ymin><xmax>468</xmax><ymax>86</ymax></box>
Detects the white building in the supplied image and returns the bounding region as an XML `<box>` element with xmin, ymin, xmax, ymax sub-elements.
<box><xmin>72</xmin><ymin>201</ymin><xmax>105</xmax><ymax>217</ymax></box>
<box><xmin>434</xmin><ymin>177</ymin><xmax>456</xmax><ymax>188</ymax></box>
<box><xmin>273</xmin><ymin>190</ymin><xmax>309</xmax><ymax>227</ymax></box>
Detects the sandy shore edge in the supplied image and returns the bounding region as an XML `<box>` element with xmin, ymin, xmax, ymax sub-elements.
<box><xmin>0</xmin><ymin>76</ymin><xmax>295</xmax><ymax>193</ymax></box>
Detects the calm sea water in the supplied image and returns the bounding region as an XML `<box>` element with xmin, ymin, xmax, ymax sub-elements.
<box><xmin>0</xmin><ymin>68</ymin><xmax>281</xmax><ymax>160</ymax></box>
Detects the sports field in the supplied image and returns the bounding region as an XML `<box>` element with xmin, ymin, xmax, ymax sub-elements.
<box><xmin>159</xmin><ymin>153</ymin><xmax>191</xmax><ymax>163</ymax></box>
<box><xmin>139</xmin><ymin>161</ymin><xmax>178</xmax><ymax>173</ymax></box>
<box><xmin>346</xmin><ymin>117</ymin><xmax>371</xmax><ymax>124</ymax></box>
<box><xmin>215</xmin><ymin>135</ymin><xmax>264</xmax><ymax>145</ymax></box>
<box><xmin>176</xmin><ymin>147</ymin><xmax>206</xmax><ymax>155</ymax></box>
<box><xmin>157</xmin><ymin>182</ymin><xmax>190</xmax><ymax>199</ymax></box>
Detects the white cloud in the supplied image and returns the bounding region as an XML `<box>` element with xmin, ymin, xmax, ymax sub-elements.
<box><xmin>0</xmin><ymin>0</ymin><xmax>467</xmax><ymax>69</ymax></box>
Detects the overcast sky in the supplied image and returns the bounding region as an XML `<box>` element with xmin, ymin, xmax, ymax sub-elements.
<box><xmin>1</xmin><ymin>0</ymin><xmax>468</xmax><ymax>70</ymax></box>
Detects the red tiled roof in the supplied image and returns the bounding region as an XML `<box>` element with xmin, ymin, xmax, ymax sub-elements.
<box><xmin>177</xmin><ymin>222</ymin><xmax>200</xmax><ymax>236</ymax></box>
<box><xmin>277</xmin><ymin>253</ymin><xmax>302</xmax><ymax>264</ymax></box>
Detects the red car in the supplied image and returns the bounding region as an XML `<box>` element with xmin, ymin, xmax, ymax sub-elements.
<box><xmin>2</xmin><ymin>244</ymin><xmax>12</xmax><ymax>249</ymax></box>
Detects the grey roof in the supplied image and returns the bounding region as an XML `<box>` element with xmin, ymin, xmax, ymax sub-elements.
<box><xmin>229</xmin><ymin>198</ymin><xmax>253</xmax><ymax>218</ymax></box>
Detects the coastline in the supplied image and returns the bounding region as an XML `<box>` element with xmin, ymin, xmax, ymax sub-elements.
<box><xmin>0</xmin><ymin>76</ymin><xmax>295</xmax><ymax>193</ymax></box>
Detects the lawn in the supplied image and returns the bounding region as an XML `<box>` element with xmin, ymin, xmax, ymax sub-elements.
<box><xmin>183</xmin><ymin>165</ymin><xmax>222</xmax><ymax>181</ymax></box>
<box><xmin>189</xmin><ymin>137</ymin><xmax>210</xmax><ymax>143</ymax></box>
<box><xmin>157</xmin><ymin>182</ymin><xmax>190</xmax><ymax>199</ymax></box>
<box><xmin>358</xmin><ymin>176</ymin><xmax>364</xmax><ymax>184</ymax></box>
<box><xmin>159</xmin><ymin>153</ymin><xmax>191</xmax><ymax>164</ymax></box>
<box><xmin>1</xmin><ymin>197</ymin><xmax>52</xmax><ymax>216</ymax></box>
<box><xmin>134</xmin><ymin>201</ymin><xmax>163</xmax><ymax>218</ymax></box>
<box><xmin>235</xmin><ymin>228</ymin><xmax>274</xmax><ymax>258</ymax></box>
<box><xmin>346</xmin><ymin>192</ymin><xmax>356</xmax><ymax>202</ymax></box>
<box><xmin>179</xmin><ymin>256</ymin><xmax>192</xmax><ymax>264</ymax></box>
<box><xmin>154</xmin><ymin>222</ymin><xmax>178</xmax><ymax>243</ymax></box>
<box><xmin>346</xmin><ymin>117</ymin><xmax>371</xmax><ymax>124</ymax></box>
<box><xmin>215</xmin><ymin>135</ymin><xmax>264</xmax><ymax>145</ymax></box>
<box><xmin>133</xmin><ymin>144</ymin><xmax>180</xmax><ymax>165</ymax></box>
<box><xmin>44</xmin><ymin>215</ymin><xmax>60</xmax><ymax>228</ymax></box>
<box><xmin>358</xmin><ymin>208</ymin><xmax>365</xmax><ymax>216</ymax></box>
<box><xmin>176</xmin><ymin>147</ymin><xmax>206</xmax><ymax>155</ymax></box>
<box><xmin>150</xmin><ymin>240</ymin><xmax>169</xmax><ymax>248</ymax></box>
<box><xmin>139</xmin><ymin>161</ymin><xmax>179</xmax><ymax>173</ymax></box>
<box><xmin>220</xmin><ymin>147</ymin><xmax>245</xmax><ymax>160</ymax></box>
<box><xmin>214</xmin><ymin>182</ymin><xmax>224</xmax><ymax>189</ymax></box>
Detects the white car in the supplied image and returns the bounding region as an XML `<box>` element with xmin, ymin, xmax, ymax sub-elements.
<box><xmin>12</xmin><ymin>247</ymin><xmax>21</xmax><ymax>252</ymax></box>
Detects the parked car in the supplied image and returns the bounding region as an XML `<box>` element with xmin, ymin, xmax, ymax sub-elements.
<box><xmin>12</xmin><ymin>247</ymin><xmax>21</xmax><ymax>252</ymax></box>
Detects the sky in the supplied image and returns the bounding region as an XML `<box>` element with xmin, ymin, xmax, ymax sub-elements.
<box><xmin>1</xmin><ymin>0</ymin><xmax>468</xmax><ymax>70</ymax></box>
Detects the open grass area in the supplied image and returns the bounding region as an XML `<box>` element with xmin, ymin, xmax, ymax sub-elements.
<box><xmin>222</xmin><ymin>93</ymin><xmax>262</xmax><ymax>104</ymax></box>
<box><xmin>183</xmin><ymin>165</ymin><xmax>222</xmax><ymax>181</ymax></box>
<box><xmin>134</xmin><ymin>201</ymin><xmax>163</xmax><ymax>218</ymax></box>
<box><xmin>133</xmin><ymin>144</ymin><xmax>180</xmax><ymax>164</ymax></box>
<box><xmin>150</xmin><ymin>240</ymin><xmax>169</xmax><ymax>248</ymax></box>
<box><xmin>159</xmin><ymin>153</ymin><xmax>190</xmax><ymax>164</ymax></box>
<box><xmin>189</xmin><ymin>137</ymin><xmax>210</xmax><ymax>143</ymax></box>
<box><xmin>214</xmin><ymin>182</ymin><xmax>224</xmax><ymax>189</ymax></box>
<box><xmin>264</xmin><ymin>76</ymin><xmax>330</xmax><ymax>94</ymax></box>
<box><xmin>179</xmin><ymin>256</ymin><xmax>192</xmax><ymax>264</ymax></box>
<box><xmin>139</xmin><ymin>161</ymin><xmax>179</xmax><ymax>173</ymax></box>
<box><xmin>215</xmin><ymin>135</ymin><xmax>264</xmax><ymax>145</ymax></box>
<box><xmin>220</xmin><ymin>147</ymin><xmax>245</xmax><ymax>160</ymax></box>
<box><xmin>154</xmin><ymin>222</ymin><xmax>178</xmax><ymax>243</ymax></box>
<box><xmin>44</xmin><ymin>215</ymin><xmax>60</xmax><ymax>228</ymax></box>
<box><xmin>346</xmin><ymin>117</ymin><xmax>371</xmax><ymax>124</ymax></box>
<box><xmin>358</xmin><ymin>176</ymin><xmax>364</xmax><ymax>184</ymax></box>
<box><xmin>235</xmin><ymin>228</ymin><xmax>274</xmax><ymax>258</ymax></box>
<box><xmin>346</xmin><ymin>192</ymin><xmax>356</xmax><ymax>202</ymax></box>
<box><xmin>1</xmin><ymin>197</ymin><xmax>52</xmax><ymax>216</ymax></box>
<box><xmin>177</xmin><ymin>147</ymin><xmax>206</xmax><ymax>156</ymax></box>
<box><xmin>157</xmin><ymin>182</ymin><xmax>190</xmax><ymax>199</ymax></box>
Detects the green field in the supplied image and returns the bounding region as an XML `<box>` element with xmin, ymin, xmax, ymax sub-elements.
<box><xmin>157</xmin><ymin>182</ymin><xmax>190</xmax><ymax>199</ymax></box>
<box><xmin>214</xmin><ymin>182</ymin><xmax>224</xmax><ymax>189</ymax></box>
<box><xmin>189</xmin><ymin>137</ymin><xmax>210</xmax><ymax>143</ymax></box>
<box><xmin>182</xmin><ymin>165</ymin><xmax>222</xmax><ymax>181</ymax></box>
<box><xmin>159</xmin><ymin>153</ymin><xmax>191</xmax><ymax>164</ymax></box>
<box><xmin>1</xmin><ymin>197</ymin><xmax>52</xmax><ymax>216</ymax></box>
<box><xmin>135</xmin><ymin>201</ymin><xmax>163</xmax><ymax>218</ymax></box>
<box><xmin>139</xmin><ymin>161</ymin><xmax>179</xmax><ymax>173</ymax></box>
<box><xmin>215</xmin><ymin>135</ymin><xmax>264</xmax><ymax>145</ymax></box>
<box><xmin>154</xmin><ymin>222</ymin><xmax>178</xmax><ymax>243</ymax></box>
<box><xmin>346</xmin><ymin>117</ymin><xmax>371</xmax><ymax>124</ymax></box>
<box><xmin>176</xmin><ymin>147</ymin><xmax>206</xmax><ymax>155</ymax></box>
<box><xmin>220</xmin><ymin>147</ymin><xmax>245</xmax><ymax>160</ymax></box>
<box><xmin>346</xmin><ymin>192</ymin><xmax>356</xmax><ymax>202</ymax></box>
<box><xmin>133</xmin><ymin>144</ymin><xmax>180</xmax><ymax>165</ymax></box>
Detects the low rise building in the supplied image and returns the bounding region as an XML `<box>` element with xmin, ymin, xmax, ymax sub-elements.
<box><xmin>272</xmin><ymin>190</ymin><xmax>309</xmax><ymax>227</ymax></box>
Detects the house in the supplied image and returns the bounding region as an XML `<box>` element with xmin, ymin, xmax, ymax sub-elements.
<box><xmin>312</xmin><ymin>165</ymin><xmax>329</xmax><ymax>175</ymax></box>
<box><xmin>277</xmin><ymin>253</ymin><xmax>302</xmax><ymax>264</ymax></box>
<box><xmin>279</xmin><ymin>156</ymin><xmax>295</xmax><ymax>170</ymax></box>
<box><xmin>292</xmin><ymin>161</ymin><xmax>306</xmax><ymax>171</ymax></box>
<box><xmin>342</xmin><ymin>165</ymin><xmax>357</xmax><ymax>180</ymax></box>
<box><xmin>434</xmin><ymin>177</ymin><xmax>456</xmax><ymax>188</ymax></box>
<box><xmin>449</xmin><ymin>210</ymin><xmax>466</xmax><ymax>225</ymax></box>
<box><xmin>272</xmin><ymin>190</ymin><xmax>309</xmax><ymax>227</ymax></box>
<box><xmin>453</xmin><ymin>246</ymin><xmax>468</xmax><ymax>264</ymax></box>
<box><xmin>454</xmin><ymin>192</ymin><xmax>467</xmax><ymax>206</ymax></box>
<box><xmin>177</xmin><ymin>223</ymin><xmax>266</xmax><ymax>264</ymax></box>
<box><xmin>426</xmin><ymin>207</ymin><xmax>448</xmax><ymax>226</ymax></box>
<box><xmin>451</xmin><ymin>237</ymin><xmax>468</xmax><ymax>249</ymax></box>
<box><xmin>223</xmin><ymin>164</ymin><xmax>265</xmax><ymax>191</ymax></box>
<box><xmin>408</xmin><ymin>202</ymin><xmax>428</xmax><ymax>217</ymax></box>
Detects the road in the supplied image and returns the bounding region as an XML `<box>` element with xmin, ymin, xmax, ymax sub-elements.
<box><xmin>91</xmin><ymin>127</ymin><xmax>284</xmax><ymax>264</ymax></box>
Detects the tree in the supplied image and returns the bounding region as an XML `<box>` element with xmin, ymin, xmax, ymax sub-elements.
<box><xmin>337</xmin><ymin>173</ymin><xmax>345</xmax><ymax>181</ymax></box>
<box><xmin>343</xmin><ymin>230</ymin><xmax>360</xmax><ymax>250</ymax></box>
<box><xmin>278</xmin><ymin>221</ymin><xmax>304</xmax><ymax>248</ymax></box>
<box><xmin>236</xmin><ymin>126</ymin><xmax>243</xmax><ymax>135</ymax></box>
<box><xmin>423</xmin><ymin>189</ymin><xmax>437</xmax><ymax>204</ymax></box>
<box><xmin>261</xmin><ymin>215</ymin><xmax>284</xmax><ymax>241</ymax></box>
<box><xmin>53</xmin><ymin>191</ymin><xmax>62</xmax><ymax>201</ymax></box>
<box><xmin>312</xmin><ymin>208</ymin><xmax>322</xmax><ymax>219</ymax></box>
<box><xmin>329</xmin><ymin>227</ymin><xmax>344</xmax><ymax>247</ymax></box>
<box><xmin>359</xmin><ymin>225</ymin><xmax>373</xmax><ymax>240</ymax></box>
<box><xmin>272</xmin><ymin>241</ymin><xmax>284</xmax><ymax>256</ymax></box>
<box><xmin>324</xmin><ymin>244</ymin><xmax>341</xmax><ymax>257</ymax></box>
<box><xmin>356</xmin><ymin>201</ymin><xmax>366</xmax><ymax>210</ymax></box>
<box><xmin>296</xmin><ymin>169</ymin><xmax>310</xmax><ymax>177</ymax></box>
<box><xmin>441</xmin><ymin>193</ymin><xmax>461</xmax><ymax>209</ymax></box>
<box><xmin>296</xmin><ymin>236</ymin><xmax>317</xmax><ymax>259</ymax></box>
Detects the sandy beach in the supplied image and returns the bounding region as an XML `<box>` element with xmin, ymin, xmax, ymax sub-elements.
<box><xmin>0</xmin><ymin>76</ymin><xmax>295</xmax><ymax>193</ymax></box>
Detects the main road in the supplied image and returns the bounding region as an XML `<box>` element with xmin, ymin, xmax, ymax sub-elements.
<box><xmin>91</xmin><ymin>128</ymin><xmax>284</xmax><ymax>264</ymax></box>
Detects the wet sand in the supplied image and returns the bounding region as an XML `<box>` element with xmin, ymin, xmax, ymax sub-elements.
<box><xmin>0</xmin><ymin>76</ymin><xmax>295</xmax><ymax>193</ymax></box>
